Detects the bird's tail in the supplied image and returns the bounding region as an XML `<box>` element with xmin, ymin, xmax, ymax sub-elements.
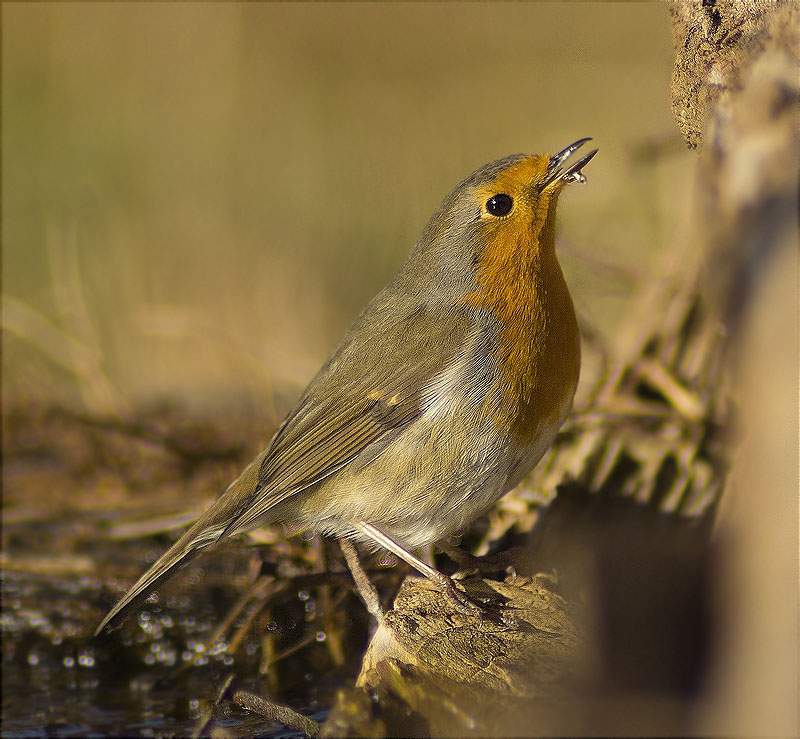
<box><xmin>93</xmin><ymin>517</ymin><xmax>221</xmax><ymax>635</ymax></box>
<box><xmin>95</xmin><ymin>449</ymin><xmax>269</xmax><ymax>635</ymax></box>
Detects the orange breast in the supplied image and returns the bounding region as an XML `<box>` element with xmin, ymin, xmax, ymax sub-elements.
<box><xmin>465</xmin><ymin>195</ymin><xmax>580</xmax><ymax>443</ymax></box>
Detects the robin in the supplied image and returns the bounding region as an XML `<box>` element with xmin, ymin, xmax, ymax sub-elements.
<box><xmin>96</xmin><ymin>138</ymin><xmax>597</xmax><ymax>633</ymax></box>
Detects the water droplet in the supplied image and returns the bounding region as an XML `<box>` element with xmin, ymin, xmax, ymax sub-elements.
<box><xmin>208</xmin><ymin>640</ymin><xmax>228</xmax><ymax>656</ymax></box>
<box><xmin>78</xmin><ymin>652</ymin><xmax>95</xmax><ymax>668</ymax></box>
<box><xmin>159</xmin><ymin>615</ymin><xmax>173</xmax><ymax>629</ymax></box>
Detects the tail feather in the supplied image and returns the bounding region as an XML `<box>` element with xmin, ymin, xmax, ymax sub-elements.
<box><xmin>94</xmin><ymin>519</ymin><xmax>222</xmax><ymax>635</ymax></box>
<box><xmin>95</xmin><ymin>449</ymin><xmax>270</xmax><ymax>635</ymax></box>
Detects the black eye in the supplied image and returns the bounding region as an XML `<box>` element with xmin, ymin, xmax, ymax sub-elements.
<box><xmin>486</xmin><ymin>193</ymin><xmax>513</xmax><ymax>217</ymax></box>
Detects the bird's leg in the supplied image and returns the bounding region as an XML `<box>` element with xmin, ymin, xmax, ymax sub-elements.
<box><xmin>338</xmin><ymin>537</ymin><xmax>383</xmax><ymax>621</ymax></box>
<box><xmin>353</xmin><ymin>521</ymin><xmax>480</xmax><ymax>615</ymax></box>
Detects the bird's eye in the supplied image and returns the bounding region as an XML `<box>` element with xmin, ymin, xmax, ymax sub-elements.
<box><xmin>485</xmin><ymin>194</ymin><xmax>513</xmax><ymax>217</ymax></box>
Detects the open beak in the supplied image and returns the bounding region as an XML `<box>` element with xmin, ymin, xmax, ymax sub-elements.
<box><xmin>542</xmin><ymin>137</ymin><xmax>598</xmax><ymax>187</ymax></box>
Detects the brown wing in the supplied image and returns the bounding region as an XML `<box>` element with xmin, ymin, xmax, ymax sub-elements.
<box><xmin>221</xmin><ymin>305</ymin><xmax>476</xmax><ymax>536</ymax></box>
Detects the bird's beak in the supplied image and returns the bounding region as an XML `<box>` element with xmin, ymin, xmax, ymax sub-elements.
<box><xmin>542</xmin><ymin>138</ymin><xmax>598</xmax><ymax>188</ymax></box>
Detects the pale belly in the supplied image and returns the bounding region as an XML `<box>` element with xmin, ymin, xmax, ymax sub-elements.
<box><xmin>288</xmin><ymin>391</ymin><xmax>573</xmax><ymax>549</ymax></box>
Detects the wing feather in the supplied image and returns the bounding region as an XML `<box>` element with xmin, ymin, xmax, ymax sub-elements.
<box><xmin>221</xmin><ymin>306</ymin><xmax>476</xmax><ymax>536</ymax></box>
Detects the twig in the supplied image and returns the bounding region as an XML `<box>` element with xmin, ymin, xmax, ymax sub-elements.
<box><xmin>231</xmin><ymin>690</ymin><xmax>320</xmax><ymax>738</ymax></box>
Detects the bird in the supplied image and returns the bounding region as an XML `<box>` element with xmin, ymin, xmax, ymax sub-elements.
<box><xmin>95</xmin><ymin>138</ymin><xmax>597</xmax><ymax>634</ymax></box>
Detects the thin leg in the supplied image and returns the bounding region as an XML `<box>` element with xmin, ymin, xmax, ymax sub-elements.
<box><xmin>353</xmin><ymin>522</ymin><xmax>480</xmax><ymax>615</ymax></box>
<box><xmin>338</xmin><ymin>537</ymin><xmax>383</xmax><ymax>621</ymax></box>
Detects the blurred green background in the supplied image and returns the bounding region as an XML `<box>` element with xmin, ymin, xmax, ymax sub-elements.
<box><xmin>3</xmin><ymin>3</ymin><xmax>692</xmax><ymax>418</ymax></box>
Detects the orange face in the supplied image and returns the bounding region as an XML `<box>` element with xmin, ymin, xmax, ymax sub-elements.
<box><xmin>468</xmin><ymin>154</ymin><xmax>568</xmax><ymax>304</ymax></box>
<box><xmin>472</xmin><ymin>154</ymin><xmax>559</xmax><ymax>231</ymax></box>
